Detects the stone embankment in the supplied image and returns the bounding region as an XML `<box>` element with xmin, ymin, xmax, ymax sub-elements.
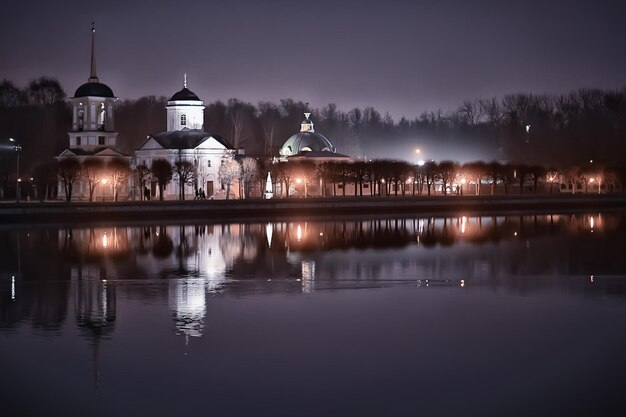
<box><xmin>0</xmin><ymin>194</ymin><xmax>624</xmax><ymax>224</ymax></box>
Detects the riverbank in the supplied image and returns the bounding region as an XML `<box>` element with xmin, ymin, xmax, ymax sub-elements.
<box><xmin>0</xmin><ymin>194</ymin><xmax>625</xmax><ymax>224</ymax></box>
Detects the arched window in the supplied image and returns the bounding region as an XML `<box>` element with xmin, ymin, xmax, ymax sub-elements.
<box><xmin>78</xmin><ymin>109</ymin><xmax>84</xmax><ymax>131</ymax></box>
<box><xmin>98</xmin><ymin>103</ymin><xmax>106</xmax><ymax>131</ymax></box>
<box><xmin>181</xmin><ymin>114</ymin><xmax>187</xmax><ymax>126</ymax></box>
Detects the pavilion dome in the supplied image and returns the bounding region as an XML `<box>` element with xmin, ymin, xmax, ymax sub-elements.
<box><xmin>279</xmin><ymin>132</ymin><xmax>336</xmax><ymax>156</ymax></box>
<box><xmin>279</xmin><ymin>113</ymin><xmax>337</xmax><ymax>156</ymax></box>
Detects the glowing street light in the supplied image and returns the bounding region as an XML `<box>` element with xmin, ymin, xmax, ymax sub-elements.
<box><xmin>415</xmin><ymin>148</ymin><xmax>426</xmax><ymax>166</ymax></box>
<box><xmin>101</xmin><ymin>178</ymin><xmax>109</xmax><ymax>202</ymax></box>
<box><xmin>9</xmin><ymin>138</ymin><xmax>21</xmax><ymax>203</ymax></box>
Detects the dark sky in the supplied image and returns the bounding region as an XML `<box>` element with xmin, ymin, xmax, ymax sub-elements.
<box><xmin>2</xmin><ymin>0</ymin><xmax>625</xmax><ymax>118</ymax></box>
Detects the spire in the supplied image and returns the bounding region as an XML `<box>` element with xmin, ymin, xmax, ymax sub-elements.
<box><xmin>89</xmin><ymin>22</ymin><xmax>99</xmax><ymax>83</ymax></box>
<box><xmin>183</xmin><ymin>73</ymin><xmax>188</xmax><ymax>89</ymax></box>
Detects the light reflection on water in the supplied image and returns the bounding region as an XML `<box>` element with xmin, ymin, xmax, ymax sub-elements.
<box><xmin>1</xmin><ymin>212</ymin><xmax>626</xmax><ymax>416</ymax></box>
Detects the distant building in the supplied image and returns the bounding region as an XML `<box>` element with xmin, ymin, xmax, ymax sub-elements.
<box><xmin>274</xmin><ymin>113</ymin><xmax>350</xmax><ymax>197</ymax></box>
<box><xmin>278</xmin><ymin>113</ymin><xmax>349</xmax><ymax>163</ymax></box>
<box><xmin>56</xmin><ymin>23</ymin><xmax>131</xmax><ymax>201</ymax></box>
<box><xmin>134</xmin><ymin>75</ymin><xmax>237</xmax><ymax>200</ymax></box>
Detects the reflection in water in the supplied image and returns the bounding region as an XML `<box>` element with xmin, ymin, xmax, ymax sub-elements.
<box><xmin>2</xmin><ymin>212</ymin><xmax>626</xmax><ymax>338</ymax></box>
<box><xmin>302</xmin><ymin>260</ymin><xmax>316</xmax><ymax>294</ymax></box>
<box><xmin>266</xmin><ymin>223</ymin><xmax>273</xmax><ymax>248</ymax></box>
<box><xmin>73</xmin><ymin>264</ymin><xmax>116</xmax><ymax>391</ymax></box>
<box><xmin>1</xmin><ymin>212</ymin><xmax>626</xmax><ymax>414</ymax></box>
<box><xmin>170</xmin><ymin>278</ymin><xmax>206</xmax><ymax>340</ymax></box>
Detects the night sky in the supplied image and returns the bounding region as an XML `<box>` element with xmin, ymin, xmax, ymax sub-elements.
<box><xmin>2</xmin><ymin>0</ymin><xmax>625</xmax><ymax>118</ymax></box>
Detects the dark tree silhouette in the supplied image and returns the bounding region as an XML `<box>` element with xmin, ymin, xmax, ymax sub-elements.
<box><xmin>134</xmin><ymin>165</ymin><xmax>151</xmax><ymax>200</ymax></box>
<box><xmin>173</xmin><ymin>160</ymin><xmax>196</xmax><ymax>200</ymax></box>
<box><xmin>151</xmin><ymin>159</ymin><xmax>172</xmax><ymax>201</ymax></box>
<box><xmin>57</xmin><ymin>158</ymin><xmax>81</xmax><ymax>202</ymax></box>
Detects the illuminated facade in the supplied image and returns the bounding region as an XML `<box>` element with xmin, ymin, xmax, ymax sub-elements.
<box><xmin>278</xmin><ymin>113</ymin><xmax>348</xmax><ymax>161</ymax></box>
<box><xmin>134</xmin><ymin>76</ymin><xmax>237</xmax><ymax>200</ymax></box>
<box><xmin>57</xmin><ymin>23</ymin><xmax>131</xmax><ymax>201</ymax></box>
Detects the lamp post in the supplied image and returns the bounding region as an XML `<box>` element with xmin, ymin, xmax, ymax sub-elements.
<box><xmin>9</xmin><ymin>138</ymin><xmax>21</xmax><ymax>203</ymax></box>
<box><xmin>101</xmin><ymin>178</ymin><xmax>108</xmax><ymax>202</ymax></box>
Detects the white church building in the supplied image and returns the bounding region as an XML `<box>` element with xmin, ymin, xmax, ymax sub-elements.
<box><xmin>135</xmin><ymin>75</ymin><xmax>237</xmax><ymax>200</ymax></box>
<box><xmin>57</xmin><ymin>24</ymin><xmax>237</xmax><ymax>201</ymax></box>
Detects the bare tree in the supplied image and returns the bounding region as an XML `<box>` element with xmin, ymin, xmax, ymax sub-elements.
<box><xmin>218</xmin><ymin>159</ymin><xmax>241</xmax><ymax>199</ymax></box>
<box><xmin>485</xmin><ymin>162</ymin><xmax>501</xmax><ymax>195</ymax></box>
<box><xmin>108</xmin><ymin>158</ymin><xmax>130</xmax><ymax>201</ymax></box>
<box><xmin>462</xmin><ymin>161</ymin><xmax>487</xmax><ymax>195</ymax></box>
<box><xmin>545</xmin><ymin>169</ymin><xmax>560</xmax><ymax>194</ymax></box>
<box><xmin>290</xmin><ymin>160</ymin><xmax>316</xmax><ymax>197</ymax></box>
<box><xmin>226</xmin><ymin>99</ymin><xmax>253</xmax><ymax>149</ymax></box>
<box><xmin>57</xmin><ymin>158</ymin><xmax>81</xmax><ymax>202</ymax></box>
<box><xmin>563</xmin><ymin>166</ymin><xmax>582</xmax><ymax>195</ymax></box>
<box><xmin>528</xmin><ymin>165</ymin><xmax>547</xmax><ymax>193</ymax></box>
<box><xmin>258</xmin><ymin>102</ymin><xmax>280</xmax><ymax>156</ymax></box>
<box><xmin>240</xmin><ymin>157</ymin><xmax>258</xmax><ymax>199</ymax></box>
<box><xmin>423</xmin><ymin>161</ymin><xmax>438</xmax><ymax>196</ymax></box>
<box><xmin>30</xmin><ymin>159</ymin><xmax>57</xmax><ymax>201</ymax></box>
<box><xmin>173</xmin><ymin>160</ymin><xmax>197</xmax><ymax>200</ymax></box>
<box><xmin>458</xmin><ymin>99</ymin><xmax>485</xmax><ymax>125</ymax></box>
<box><xmin>271</xmin><ymin>162</ymin><xmax>294</xmax><ymax>198</ymax></box>
<box><xmin>134</xmin><ymin>164</ymin><xmax>151</xmax><ymax>200</ymax></box>
<box><xmin>437</xmin><ymin>160</ymin><xmax>459</xmax><ymax>196</ymax></box>
<box><xmin>26</xmin><ymin>77</ymin><xmax>66</xmax><ymax>105</ymax></box>
<box><xmin>82</xmin><ymin>158</ymin><xmax>105</xmax><ymax>202</ymax></box>
<box><xmin>0</xmin><ymin>80</ymin><xmax>25</xmax><ymax>107</ymax></box>
<box><xmin>151</xmin><ymin>159</ymin><xmax>172</xmax><ymax>200</ymax></box>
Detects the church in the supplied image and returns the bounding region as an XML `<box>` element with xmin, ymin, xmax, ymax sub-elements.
<box><xmin>58</xmin><ymin>24</ymin><xmax>237</xmax><ymax>201</ymax></box>
<box><xmin>56</xmin><ymin>23</ymin><xmax>131</xmax><ymax>201</ymax></box>
<box><xmin>135</xmin><ymin>75</ymin><xmax>237</xmax><ymax>200</ymax></box>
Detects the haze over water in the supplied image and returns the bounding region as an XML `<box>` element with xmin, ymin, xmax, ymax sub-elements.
<box><xmin>2</xmin><ymin>212</ymin><xmax>626</xmax><ymax>416</ymax></box>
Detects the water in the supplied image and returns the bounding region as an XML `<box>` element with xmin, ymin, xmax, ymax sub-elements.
<box><xmin>2</xmin><ymin>212</ymin><xmax>626</xmax><ymax>416</ymax></box>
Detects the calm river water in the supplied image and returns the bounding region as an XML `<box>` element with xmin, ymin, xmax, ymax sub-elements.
<box><xmin>2</xmin><ymin>212</ymin><xmax>626</xmax><ymax>416</ymax></box>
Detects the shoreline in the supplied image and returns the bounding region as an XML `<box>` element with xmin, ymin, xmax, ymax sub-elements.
<box><xmin>0</xmin><ymin>194</ymin><xmax>624</xmax><ymax>224</ymax></box>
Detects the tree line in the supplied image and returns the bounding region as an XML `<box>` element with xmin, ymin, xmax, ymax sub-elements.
<box><xmin>268</xmin><ymin>159</ymin><xmax>625</xmax><ymax>198</ymax></box>
<box><xmin>2</xmin><ymin>76</ymin><xmax>626</xmax><ymax>198</ymax></box>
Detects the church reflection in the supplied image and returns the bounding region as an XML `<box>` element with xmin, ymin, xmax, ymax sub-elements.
<box><xmin>5</xmin><ymin>213</ymin><xmax>625</xmax><ymax>393</ymax></box>
<box><xmin>2</xmin><ymin>212</ymin><xmax>626</xmax><ymax>340</ymax></box>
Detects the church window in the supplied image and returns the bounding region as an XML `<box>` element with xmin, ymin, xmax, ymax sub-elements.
<box><xmin>78</xmin><ymin>109</ymin><xmax>84</xmax><ymax>131</ymax></box>
<box><xmin>99</xmin><ymin>103</ymin><xmax>106</xmax><ymax>130</ymax></box>
<box><xmin>98</xmin><ymin>136</ymin><xmax>105</xmax><ymax>145</ymax></box>
<box><xmin>181</xmin><ymin>114</ymin><xmax>187</xmax><ymax>126</ymax></box>
<box><xmin>207</xmin><ymin>160</ymin><xmax>211</xmax><ymax>167</ymax></box>
<box><xmin>76</xmin><ymin>136</ymin><xmax>81</xmax><ymax>146</ymax></box>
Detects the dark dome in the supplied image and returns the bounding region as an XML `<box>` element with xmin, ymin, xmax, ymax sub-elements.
<box><xmin>279</xmin><ymin>132</ymin><xmax>336</xmax><ymax>157</ymax></box>
<box><xmin>169</xmin><ymin>87</ymin><xmax>201</xmax><ymax>101</ymax></box>
<box><xmin>74</xmin><ymin>82</ymin><xmax>115</xmax><ymax>98</ymax></box>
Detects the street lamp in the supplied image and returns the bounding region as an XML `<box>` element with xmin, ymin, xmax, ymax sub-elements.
<box><xmin>9</xmin><ymin>138</ymin><xmax>21</xmax><ymax>203</ymax></box>
<box><xmin>416</xmin><ymin>148</ymin><xmax>425</xmax><ymax>166</ymax></box>
<box><xmin>101</xmin><ymin>178</ymin><xmax>108</xmax><ymax>202</ymax></box>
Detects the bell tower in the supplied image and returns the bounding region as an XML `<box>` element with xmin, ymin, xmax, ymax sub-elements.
<box><xmin>68</xmin><ymin>22</ymin><xmax>119</xmax><ymax>151</ymax></box>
